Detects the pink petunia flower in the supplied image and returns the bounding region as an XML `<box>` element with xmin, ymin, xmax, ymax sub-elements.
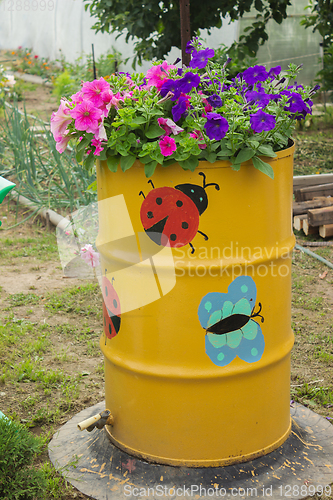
<box><xmin>70</xmin><ymin>100</ymin><xmax>103</xmax><ymax>133</ymax></box>
<box><xmin>159</xmin><ymin>136</ymin><xmax>177</xmax><ymax>156</ymax></box>
<box><xmin>81</xmin><ymin>77</ymin><xmax>111</xmax><ymax>107</ymax></box>
<box><xmin>190</xmin><ymin>130</ymin><xmax>207</xmax><ymax>149</ymax></box>
<box><xmin>91</xmin><ymin>138</ymin><xmax>104</xmax><ymax>156</ymax></box>
<box><xmin>157</xmin><ymin>117</ymin><xmax>184</xmax><ymax>136</ymax></box>
<box><xmin>146</xmin><ymin>61</ymin><xmax>176</xmax><ymax>90</ymax></box>
<box><xmin>80</xmin><ymin>244</ymin><xmax>100</xmax><ymax>268</ymax></box>
<box><xmin>54</xmin><ymin>132</ymin><xmax>72</xmax><ymax>153</ymax></box>
<box><xmin>50</xmin><ymin>100</ymin><xmax>72</xmax><ymax>139</ymax></box>
<box><xmin>70</xmin><ymin>91</ymin><xmax>84</xmax><ymax>104</ymax></box>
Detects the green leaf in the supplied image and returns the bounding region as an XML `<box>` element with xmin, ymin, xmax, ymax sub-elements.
<box><xmin>206</xmin><ymin>152</ymin><xmax>217</xmax><ymax>163</ymax></box>
<box><xmin>76</xmin><ymin>148</ymin><xmax>85</xmax><ymax>164</ymax></box>
<box><xmin>217</xmin><ymin>148</ymin><xmax>232</xmax><ymax>157</ymax></box>
<box><xmin>252</xmin><ymin>156</ymin><xmax>274</xmax><ymax>179</ymax></box>
<box><xmin>179</xmin><ymin>157</ymin><xmax>199</xmax><ymax>172</ymax></box>
<box><xmin>77</xmin><ymin>135</ymin><xmax>92</xmax><ymax>151</ymax></box>
<box><xmin>131</xmin><ymin>116</ymin><xmax>146</xmax><ymax>125</ymax></box>
<box><xmin>257</xmin><ymin>145</ymin><xmax>277</xmax><ymax>158</ymax></box>
<box><xmin>84</xmin><ymin>152</ymin><xmax>95</xmax><ymax>171</ymax></box>
<box><xmin>231</xmin><ymin>163</ymin><xmax>241</xmax><ymax>171</ymax></box>
<box><xmin>162</xmin><ymin>159</ymin><xmax>177</xmax><ymax>168</ymax></box>
<box><xmin>120</xmin><ymin>155</ymin><xmax>136</xmax><ymax>172</ymax></box>
<box><xmin>235</xmin><ymin>147</ymin><xmax>255</xmax><ymax>164</ymax></box>
<box><xmin>145</xmin><ymin>124</ymin><xmax>165</xmax><ymax>139</ymax></box>
<box><xmin>107</xmin><ymin>155</ymin><xmax>120</xmax><ymax>172</ymax></box>
<box><xmin>144</xmin><ymin>161</ymin><xmax>158</xmax><ymax>177</ymax></box>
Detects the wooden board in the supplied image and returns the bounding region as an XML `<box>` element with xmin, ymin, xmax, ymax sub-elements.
<box><xmin>293</xmin><ymin>214</ymin><xmax>307</xmax><ymax>231</ymax></box>
<box><xmin>293</xmin><ymin>173</ymin><xmax>333</xmax><ymax>191</ymax></box>
<box><xmin>319</xmin><ymin>224</ymin><xmax>333</xmax><ymax>239</ymax></box>
<box><xmin>303</xmin><ymin>218</ymin><xmax>319</xmax><ymax>236</ymax></box>
<box><xmin>308</xmin><ymin>206</ymin><xmax>333</xmax><ymax>227</ymax></box>
<box><xmin>293</xmin><ymin>197</ymin><xmax>333</xmax><ymax>216</ymax></box>
<box><xmin>294</xmin><ymin>183</ymin><xmax>333</xmax><ymax>202</ymax></box>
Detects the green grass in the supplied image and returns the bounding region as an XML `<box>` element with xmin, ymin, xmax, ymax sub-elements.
<box><xmin>0</xmin><ymin>234</ymin><xmax>58</xmax><ymax>261</ymax></box>
<box><xmin>45</xmin><ymin>283</ymin><xmax>101</xmax><ymax>317</ymax></box>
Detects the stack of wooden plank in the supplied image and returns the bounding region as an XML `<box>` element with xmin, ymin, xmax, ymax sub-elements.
<box><xmin>293</xmin><ymin>174</ymin><xmax>333</xmax><ymax>238</ymax></box>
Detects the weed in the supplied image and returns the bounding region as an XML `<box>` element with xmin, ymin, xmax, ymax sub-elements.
<box><xmin>7</xmin><ymin>292</ymin><xmax>40</xmax><ymax>307</ymax></box>
<box><xmin>45</xmin><ymin>283</ymin><xmax>101</xmax><ymax>317</ymax></box>
<box><xmin>0</xmin><ymin>416</ymin><xmax>46</xmax><ymax>499</ymax></box>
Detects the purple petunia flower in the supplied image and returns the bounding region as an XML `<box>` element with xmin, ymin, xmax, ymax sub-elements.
<box><xmin>245</xmin><ymin>90</ymin><xmax>270</xmax><ymax>109</ymax></box>
<box><xmin>178</xmin><ymin>72</ymin><xmax>200</xmax><ymax>93</ymax></box>
<box><xmin>284</xmin><ymin>93</ymin><xmax>308</xmax><ymax>114</ymax></box>
<box><xmin>160</xmin><ymin>79</ymin><xmax>181</xmax><ymax>101</ymax></box>
<box><xmin>207</xmin><ymin>94</ymin><xmax>222</xmax><ymax>108</ymax></box>
<box><xmin>190</xmin><ymin>48</ymin><xmax>215</xmax><ymax>70</ymax></box>
<box><xmin>242</xmin><ymin>65</ymin><xmax>269</xmax><ymax>85</ymax></box>
<box><xmin>268</xmin><ymin>66</ymin><xmax>282</xmax><ymax>79</ymax></box>
<box><xmin>250</xmin><ymin>109</ymin><xmax>276</xmax><ymax>133</ymax></box>
<box><xmin>172</xmin><ymin>96</ymin><xmax>188</xmax><ymax>122</ymax></box>
<box><xmin>204</xmin><ymin>112</ymin><xmax>229</xmax><ymax>140</ymax></box>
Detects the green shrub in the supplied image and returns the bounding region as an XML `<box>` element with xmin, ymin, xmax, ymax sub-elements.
<box><xmin>0</xmin><ymin>416</ymin><xmax>46</xmax><ymax>499</ymax></box>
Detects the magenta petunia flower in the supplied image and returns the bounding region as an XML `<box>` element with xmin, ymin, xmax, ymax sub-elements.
<box><xmin>190</xmin><ymin>130</ymin><xmax>207</xmax><ymax>149</ymax></box>
<box><xmin>70</xmin><ymin>100</ymin><xmax>103</xmax><ymax>133</ymax></box>
<box><xmin>250</xmin><ymin>109</ymin><xmax>276</xmax><ymax>133</ymax></box>
<box><xmin>204</xmin><ymin>112</ymin><xmax>229</xmax><ymax>140</ymax></box>
<box><xmin>159</xmin><ymin>136</ymin><xmax>177</xmax><ymax>156</ymax></box>
<box><xmin>91</xmin><ymin>138</ymin><xmax>104</xmax><ymax>156</ymax></box>
<box><xmin>242</xmin><ymin>65</ymin><xmax>269</xmax><ymax>85</ymax></box>
<box><xmin>146</xmin><ymin>61</ymin><xmax>176</xmax><ymax>90</ymax></box>
<box><xmin>50</xmin><ymin>100</ymin><xmax>72</xmax><ymax>139</ymax></box>
<box><xmin>82</xmin><ymin>77</ymin><xmax>111</xmax><ymax>107</ymax></box>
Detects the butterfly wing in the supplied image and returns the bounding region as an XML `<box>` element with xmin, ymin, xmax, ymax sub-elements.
<box><xmin>198</xmin><ymin>276</ymin><xmax>265</xmax><ymax>367</ymax></box>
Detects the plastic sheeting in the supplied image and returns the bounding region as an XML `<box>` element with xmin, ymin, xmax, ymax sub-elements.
<box><xmin>0</xmin><ymin>0</ymin><xmax>238</xmax><ymax>72</ymax></box>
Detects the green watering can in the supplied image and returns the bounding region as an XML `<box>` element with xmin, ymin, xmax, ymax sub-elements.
<box><xmin>0</xmin><ymin>176</ymin><xmax>16</xmax><ymax>226</ymax></box>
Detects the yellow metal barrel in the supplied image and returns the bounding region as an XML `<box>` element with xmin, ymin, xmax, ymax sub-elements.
<box><xmin>95</xmin><ymin>142</ymin><xmax>295</xmax><ymax>466</ymax></box>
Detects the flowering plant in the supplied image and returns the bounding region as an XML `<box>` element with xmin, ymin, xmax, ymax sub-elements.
<box><xmin>51</xmin><ymin>39</ymin><xmax>319</xmax><ymax>179</ymax></box>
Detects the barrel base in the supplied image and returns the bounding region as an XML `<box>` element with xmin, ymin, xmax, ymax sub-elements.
<box><xmin>49</xmin><ymin>401</ymin><xmax>333</xmax><ymax>500</ymax></box>
<box><xmin>104</xmin><ymin>420</ymin><xmax>291</xmax><ymax>467</ymax></box>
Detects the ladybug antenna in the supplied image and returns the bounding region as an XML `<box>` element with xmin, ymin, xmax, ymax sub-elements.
<box><xmin>111</xmin><ymin>277</ymin><xmax>115</xmax><ymax>285</ymax></box>
<box><xmin>199</xmin><ymin>172</ymin><xmax>220</xmax><ymax>191</ymax></box>
<box><xmin>148</xmin><ymin>180</ymin><xmax>155</xmax><ymax>189</ymax></box>
<box><xmin>104</xmin><ymin>268</ymin><xmax>107</xmax><ymax>276</ymax></box>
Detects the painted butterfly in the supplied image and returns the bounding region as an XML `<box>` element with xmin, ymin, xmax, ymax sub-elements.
<box><xmin>198</xmin><ymin>276</ymin><xmax>265</xmax><ymax>367</ymax></box>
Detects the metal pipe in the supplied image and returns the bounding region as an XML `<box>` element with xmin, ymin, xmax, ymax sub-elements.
<box><xmin>77</xmin><ymin>409</ymin><xmax>114</xmax><ymax>432</ymax></box>
<box><xmin>295</xmin><ymin>243</ymin><xmax>333</xmax><ymax>270</ymax></box>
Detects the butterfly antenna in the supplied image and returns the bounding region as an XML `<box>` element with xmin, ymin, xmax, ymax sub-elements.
<box><xmin>251</xmin><ymin>302</ymin><xmax>264</xmax><ymax>323</ymax></box>
<box><xmin>199</xmin><ymin>172</ymin><xmax>220</xmax><ymax>191</ymax></box>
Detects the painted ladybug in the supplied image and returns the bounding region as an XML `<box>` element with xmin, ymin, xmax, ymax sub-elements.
<box><xmin>139</xmin><ymin>172</ymin><xmax>220</xmax><ymax>253</ymax></box>
<box><xmin>102</xmin><ymin>276</ymin><xmax>121</xmax><ymax>341</ymax></box>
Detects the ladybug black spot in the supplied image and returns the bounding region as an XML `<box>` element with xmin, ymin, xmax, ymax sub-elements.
<box><xmin>105</xmin><ymin>286</ymin><xmax>108</xmax><ymax>297</ymax></box>
<box><xmin>113</xmin><ymin>299</ymin><xmax>118</xmax><ymax>309</ymax></box>
<box><xmin>182</xmin><ymin>222</ymin><xmax>189</xmax><ymax>229</ymax></box>
<box><xmin>109</xmin><ymin>324</ymin><xmax>112</xmax><ymax>336</ymax></box>
<box><xmin>170</xmin><ymin>234</ymin><xmax>177</xmax><ymax>241</ymax></box>
<box><xmin>147</xmin><ymin>211</ymin><xmax>154</xmax><ymax>219</ymax></box>
<box><xmin>176</xmin><ymin>200</ymin><xmax>183</xmax><ymax>207</ymax></box>
<box><xmin>156</xmin><ymin>197</ymin><xmax>162</xmax><ymax>205</ymax></box>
